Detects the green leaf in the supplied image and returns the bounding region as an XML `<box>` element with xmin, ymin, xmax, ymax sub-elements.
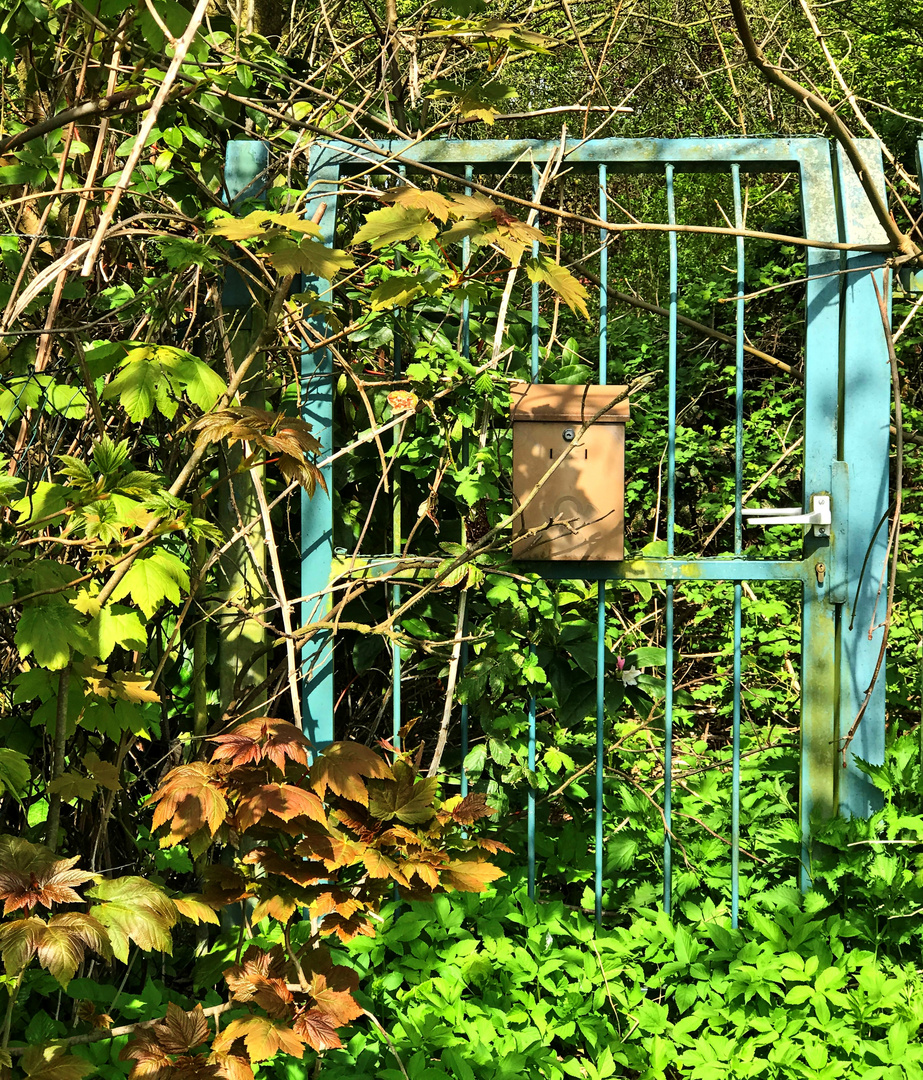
<box><xmin>15</xmin><ymin>603</ymin><xmax>86</xmax><ymax>670</ymax></box>
<box><xmin>526</xmin><ymin>256</ymin><xmax>590</xmax><ymax>319</ymax></box>
<box><xmin>88</xmin><ymin>877</ymin><xmax>177</xmax><ymax>962</ymax></box>
<box><xmin>0</xmin><ymin>749</ymin><xmax>29</xmax><ymax>799</ymax></box>
<box><xmin>351</xmin><ymin>206</ymin><xmax>438</xmax><ymax>250</ymax></box>
<box><xmin>109</xmin><ymin>551</ymin><xmax>188</xmax><ymax>618</ymax></box>
<box><xmin>264</xmin><ymin>237</ymin><xmax>354</xmax><ymax>279</ymax></box>
<box><xmin>371</xmin><ymin>274</ymin><xmax>423</xmax><ymax>310</ymax></box>
<box><xmin>368</xmin><ymin>760</ymin><xmax>439</xmax><ymax>824</ymax></box>
<box><xmin>21</xmin><ymin>1045</ymin><xmax>92</xmax><ymax>1080</ymax></box>
<box><xmin>85</xmin><ymin>604</ymin><xmax>147</xmax><ymax>662</ymax></box>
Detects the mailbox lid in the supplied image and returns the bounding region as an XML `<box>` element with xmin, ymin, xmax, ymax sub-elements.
<box><xmin>510</xmin><ymin>382</ymin><xmax>629</xmax><ymax>423</ymax></box>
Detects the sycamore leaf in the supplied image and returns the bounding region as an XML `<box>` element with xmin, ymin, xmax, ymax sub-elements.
<box><xmin>242</xmin><ymin>847</ymin><xmax>327</xmax><ymax>886</ymax></box>
<box><xmin>309</xmin><ymin>973</ymin><xmax>364</xmax><ymax>1027</ymax></box>
<box><xmin>235</xmin><ymin>784</ymin><xmax>325</xmax><ymax>831</ymax></box>
<box><xmin>15</xmin><ymin>602</ymin><xmax>86</xmax><ymax>670</ymax></box>
<box><xmin>264</xmin><ymin>212</ymin><xmax>322</xmax><ymax>237</ymax></box>
<box><xmin>441</xmin><ymin>859</ymin><xmax>505</xmax><ymax>893</ymax></box>
<box><xmin>83</xmin><ymin>751</ymin><xmax>122</xmax><ymax>792</ymax></box>
<box><xmin>526</xmin><ymin>255</ymin><xmax>590</xmax><ymax>319</ymax></box>
<box><xmin>47</xmin><ymin>772</ymin><xmax>100</xmax><ymax>801</ymax></box>
<box><xmin>400</xmin><ymin>858</ymin><xmax>441</xmax><ymax>889</ymax></box>
<box><xmin>264</xmin><ymin>237</ymin><xmax>353</xmax><ymax>279</ymax></box>
<box><xmin>317</xmin><ymin>911</ymin><xmax>375</xmax><ymax>943</ymax></box>
<box><xmin>209</xmin><ymin>210</ymin><xmax>276</xmax><ymax>241</ymax></box>
<box><xmin>361</xmin><ymin>849</ymin><xmax>408</xmax><ymax>886</ymax></box>
<box><xmin>209</xmin><ymin>717</ymin><xmax>312</xmax><ymax>771</ymax></box>
<box><xmin>85</xmin><ymin>605</ymin><xmax>147</xmax><ymax>662</ymax></box>
<box><xmin>208</xmin><ymin>1053</ymin><xmax>255</xmax><ymax>1080</ymax></box>
<box><xmin>379</xmin><ymin>186</ymin><xmax>453</xmax><ymax>222</ymax></box>
<box><xmin>224</xmin><ymin>951</ymin><xmax>293</xmax><ymax>1018</ymax></box>
<box><xmin>88</xmin><ymin>876</ymin><xmax>177</xmax><ymax>962</ymax></box>
<box><xmin>109</xmin><ymin>552</ymin><xmax>185</xmax><ymax>619</ymax></box>
<box><xmin>155</xmin><ymin>1002</ymin><xmax>210</xmax><ymax>1054</ymax></box>
<box><xmin>172</xmin><ymin>894</ymin><xmax>220</xmax><ymax>925</ymax></box>
<box><xmin>475</xmin><ymin>836</ymin><xmax>514</xmax><ymax>854</ymax></box>
<box><xmin>251</xmin><ymin>892</ymin><xmax>299</xmax><ymax>924</ymax></box>
<box><xmin>370</xmin><ymin>275</ymin><xmax>422</xmax><ymax>311</ymax></box>
<box><xmin>76</xmin><ymin>1000</ymin><xmax>114</xmax><ymax>1029</ymax></box>
<box><xmin>21</xmin><ymin>1045</ymin><xmax>93</xmax><ymax>1080</ymax></box>
<box><xmin>294</xmin><ymin>827</ymin><xmax>362</xmax><ymax>870</ymax></box>
<box><xmin>293</xmin><ymin>1009</ymin><xmax>342</xmax><ymax>1051</ymax></box>
<box><xmin>118</xmin><ymin>1034</ymin><xmax>171</xmax><ymax>1079</ymax></box>
<box><xmin>213</xmin><ymin>1016</ymin><xmax>305</xmax><ymax>1062</ymax></box>
<box><xmin>351</xmin><ymin>207</ymin><xmax>437</xmax><ymax>251</ymax></box>
<box><xmin>0</xmin><ymin>838</ymin><xmax>95</xmax><ymax>914</ymax></box>
<box><xmin>425</xmin><ymin>80</ymin><xmax>517</xmax><ymax>124</ymax></box>
<box><xmin>0</xmin><ymin>748</ymin><xmax>29</xmax><ymax>800</ymax></box>
<box><xmin>0</xmin><ymin>915</ymin><xmax>46</xmax><ymax>975</ymax></box>
<box><xmin>367</xmin><ymin>759</ymin><xmax>438</xmax><ymax>824</ymax></box>
<box><xmin>111</xmin><ymin>672</ymin><xmax>160</xmax><ymax>704</ymax></box>
<box><xmin>449</xmin><ymin>792</ymin><xmax>495</xmax><ymax>824</ymax></box>
<box><xmin>310</xmin><ymin>742</ymin><xmax>393</xmax><ymax>805</ymax></box>
<box><xmin>149</xmin><ymin>762</ymin><xmax>228</xmax><ymax>843</ymax></box>
<box><xmin>38</xmin><ymin>912</ymin><xmax>111</xmax><ymax>986</ymax></box>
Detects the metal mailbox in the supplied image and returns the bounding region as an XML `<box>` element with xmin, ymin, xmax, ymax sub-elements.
<box><xmin>510</xmin><ymin>382</ymin><xmax>630</xmax><ymax>561</ymax></box>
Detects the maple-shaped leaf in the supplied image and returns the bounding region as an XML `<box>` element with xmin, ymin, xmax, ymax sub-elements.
<box><xmin>153</xmin><ymin>1002</ymin><xmax>211</xmax><ymax>1054</ymax></box>
<box><xmin>370</xmin><ymin>275</ymin><xmax>423</xmax><ymax>311</ymax></box>
<box><xmin>316</xmin><ymin>911</ymin><xmax>375</xmax><ymax>943</ymax></box>
<box><xmin>0</xmin><ymin>836</ymin><xmax>95</xmax><ymax>914</ymax></box>
<box><xmin>149</xmin><ymin>762</ymin><xmax>228</xmax><ymax>843</ymax></box>
<box><xmin>293</xmin><ymin>827</ymin><xmax>361</xmax><ymax>871</ymax></box>
<box><xmin>38</xmin><ymin>912</ymin><xmax>111</xmax><ymax>986</ymax></box>
<box><xmin>309</xmin><ymin>973</ymin><xmax>364</xmax><ymax>1026</ymax></box>
<box><xmin>328</xmin><ymin>806</ymin><xmax>380</xmax><ymax>844</ymax></box>
<box><xmin>264</xmin><ymin>237</ymin><xmax>354</xmax><ymax>279</ymax></box>
<box><xmin>209</xmin><ymin>717</ymin><xmax>312</xmax><ymax>771</ymax></box>
<box><xmin>235</xmin><ymin>784</ymin><xmax>325</xmax><ymax>831</ymax></box>
<box><xmin>21</xmin><ymin>1045</ymin><xmax>93</xmax><ymax>1080</ymax></box>
<box><xmin>172</xmin><ymin>895</ymin><xmax>220</xmax><ymax>925</ymax></box>
<box><xmin>87</xmin><ymin>877</ymin><xmax>177</xmax><ymax>962</ymax></box>
<box><xmin>264</xmin><ymin>212</ymin><xmax>322</xmax><ymax>237</ymax></box>
<box><xmin>119</xmin><ymin>1034</ymin><xmax>171</xmax><ymax>1079</ymax></box>
<box><xmin>351</xmin><ymin>206</ymin><xmax>437</xmax><ymax>251</ymax></box>
<box><xmin>399</xmin><ymin>858</ymin><xmax>442</xmax><ymax>890</ymax></box>
<box><xmin>224</xmin><ymin>951</ymin><xmax>294</xmax><ymax>1019</ymax></box>
<box><xmin>379</xmin><ymin>186</ymin><xmax>454</xmax><ymax>222</ymax></box>
<box><xmin>526</xmin><ymin>255</ymin><xmax>590</xmax><ymax>319</ymax></box>
<box><xmin>83</xmin><ymin>751</ymin><xmax>122</xmax><ymax>792</ymax></box>
<box><xmin>293</xmin><ymin>1008</ymin><xmax>342</xmax><ymax>1051</ymax></box>
<box><xmin>308</xmin><ymin>889</ymin><xmax>365</xmax><ymax>922</ymax></box>
<box><xmin>447</xmin><ymin>193</ymin><xmax>498</xmax><ymax>218</ymax></box>
<box><xmin>76</xmin><ymin>999</ymin><xmax>114</xmax><ymax>1029</ymax></box>
<box><xmin>425</xmin><ymin>80</ymin><xmax>517</xmax><ymax>124</ymax></box>
<box><xmin>200</xmin><ymin>866</ymin><xmax>254</xmax><ymax>908</ymax></box>
<box><xmin>361</xmin><ymin>850</ymin><xmax>408</xmax><ymax>886</ymax></box>
<box><xmin>251</xmin><ymin>892</ymin><xmax>300</xmax><ymax>925</ymax></box>
<box><xmin>213</xmin><ymin>1016</ymin><xmax>305</xmax><ymax>1062</ymax></box>
<box><xmin>473</xmin><ymin>836</ymin><xmax>513</xmax><ymax>855</ymax></box>
<box><xmin>439</xmin><ymin>218</ymin><xmax>492</xmax><ymax>247</ymax></box>
<box><xmin>367</xmin><ymin>760</ymin><xmax>438</xmax><ymax>824</ymax></box>
<box><xmin>0</xmin><ymin>914</ymin><xmax>46</xmax><ymax>975</ymax></box>
<box><xmin>242</xmin><ymin>847</ymin><xmax>326</xmax><ymax>887</ymax></box>
<box><xmin>445</xmin><ymin>792</ymin><xmax>495</xmax><ymax>825</ymax></box>
<box><xmin>208</xmin><ymin>1053</ymin><xmax>255</xmax><ymax>1080</ymax></box>
<box><xmin>310</xmin><ymin>742</ymin><xmax>393</xmax><ymax>805</ymax></box>
<box><xmin>441</xmin><ymin>859</ymin><xmax>505</xmax><ymax>893</ymax></box>
<box><xmin>47</xmin><ymin>772</ymin><xmax>100</xmax><ymax>801</ymax></box>
<box><xmin>208</xmin><ymin>210</ymin><xmax>278</xmax><ymax>241</ymax></box>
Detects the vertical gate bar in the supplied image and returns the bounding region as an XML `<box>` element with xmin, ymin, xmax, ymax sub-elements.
<box><xmin>392</xmin><ymin>334</ymin><xmax>402</xmax><ymax>752</ymax></box>
<box><xmin>527</xmin><ymin>167</ymin><xmax>540</xmax><ymax>900</ymax></box>
<box><xmin>731</xmin><ymin>165</ymin><xmax>745</xmax><ymax>927</ymax></box>
<box><xmin>301</xmin><ymin>149</ymin><xmax>341</xmax><ymax>751</ymax></box>
<box><xmin>595</xmin><ymin>164</ymin><xmax>608</xmax><ymax>925</ymax></box>
<box><xmin>460</xmin><ymin>164</ymin><xmax>473</xmax><ymax>798</ymax></box>
<box><xmin>798</xmin><ymin>143</ymin><xmax>841</xmax><ymax>888</ymax></box>
<box><xmin>835</xmin><ymin>142</ymin><xmax>889</xmax><ymax>818</ymax></box>
<box><xmin>663</xmin><ymin>164</ymin><xmax>678</xmax><ymax>914</ymax></box>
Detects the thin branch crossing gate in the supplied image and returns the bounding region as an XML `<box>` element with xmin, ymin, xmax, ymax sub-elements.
<box><xmin>228</xmin><ymin>136</ymin><xmax>891</xmax><ymax>925</ymax></box>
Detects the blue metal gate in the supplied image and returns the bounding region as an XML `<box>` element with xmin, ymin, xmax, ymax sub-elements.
<box><xmin>226</xmin><ymin>137</ymin><xmax>893</xmax><ymax>926</ymax></box>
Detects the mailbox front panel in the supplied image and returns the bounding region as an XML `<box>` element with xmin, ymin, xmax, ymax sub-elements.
<box><xmin>512</xmin><ymin>421</ymin><xmax>626</xmax><ymax>560</ymax></box>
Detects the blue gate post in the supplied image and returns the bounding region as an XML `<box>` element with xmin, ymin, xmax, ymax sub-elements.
<box><xmin>301</xmin><ymin>148</ymin><xmax>341</xmax><ymax>751</ymax></box>
<box><xmin>836</xmin><ymin>143</ymin><xmax>890</xmax><ymax>816</ymax></box>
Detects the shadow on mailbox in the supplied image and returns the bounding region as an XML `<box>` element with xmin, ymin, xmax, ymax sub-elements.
<box><xmin>510</xmin><ymin>382</ymin><xmax>630</xmax><ymax>561</ymax></box>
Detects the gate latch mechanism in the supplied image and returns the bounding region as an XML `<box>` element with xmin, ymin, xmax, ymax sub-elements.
<box><xmin>742</xmin><ymin>494</ymin><xmax>831</xmax><ymax>538</ymax></box>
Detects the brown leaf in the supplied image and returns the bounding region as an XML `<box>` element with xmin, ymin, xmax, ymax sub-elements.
<box><xmin>0</xmin><ymin>836</ymin><xmax>95</xmax><ymax>914</ymax></box>
<box><xmin>379</xmin><ymin>186</ymin><xmax>454</xmax><ymax>222</ymax></box>
<box><xmin>210</xmin><ymin>718</ymin><xmax>312</xmax><ymax>772</ymax></box>
<box><xmin>292</xmin><ymin>1008</ymin><xmax>342</xmax><ymax>1052</ymax></box>
<box><xmin>243</xmin><ymin>847</ymin><xmax>326</xmax><ymax>887</ymax></box>
<box><xmin>119</xmin><ymin>1034</ymin><xmax>172</xmax><ymax>1080</ymax></box>
<box><xmin>0</xmin><ymin>915</ymin><xmax>45</xmax><ymax>975</ymax></box>
<box><xmin>212</xmin><ymin>1016</ymin><xmax>305</xmax><ymax>1062</ymax></box>
<box><xmin>362</xmin><ymin>850</ymin><xmax>408</xmax><ymax>886</ymax></box>
<box><xmin>400</xmin><ymin>858</ymin><xmax>442</xmax><ymax>890</ymax></box>
<box><xmin>152</xmin><ymin>1003</ymin><xmax>210</xmax><ymax>1054</ymax></box>
<box><xmin>76</xmin><ymin>1000</ymin><xmax>114</xmax><ymax>1029</ymax></box>
<box><xmin>317</xmin><ymin>910</ymin><xmax>376</xmax><ymax>942</ymax></box>
<box><xmin>440</xmin><ymin>859</ymin><xmax>505</xmax><ymax>893</ymax></box>
<box><xmin>172</xmin><ymin>895</ymin><xmax>220</xmax><ymax>925</ymax></box>
<box><xmin>310</xmin><ymin>742</ymin><xmax>393</xmax><ymax>806</ymax></box>
<box><xmin>449</xmin><ymin>793</ymin><xmax>496</xmax><ymax>825</ymax></box>
<box><xmin>21</xmin><ymin>1046</ymin><xmax>93</xmax><ymax>1080</ymax></box>
<box><xmin>474</xmin><ymin>836</ymin><xmax>513</xmax><ymax>855</ymax></box>
<box><xmin>149</xmin><ymin>762</ymin><xmax>228</xmax><ymax>843</ymax></box>
<box><xmin>37</xmin><ymin>912</ymin><xmax>111</xmax><ymax>987</ymax></box>
<box><xmin>235</xmin><ymin>784</ymin><xmax>325</xmax><ymax>832</ymax></box>
<box><xmin>309</xmin><ymin>974</ymin><xmax>364</xmax><ymax>1027</ymax></box>
<box><xmin>207</xmin><ymin>1054</ymin><xmax>254</xmax><ymax>1080</ymax></box>
<box><xmin>200</xmin><ymin>866</ymin><xmax>253</xmax><ymax>908</ymax></box>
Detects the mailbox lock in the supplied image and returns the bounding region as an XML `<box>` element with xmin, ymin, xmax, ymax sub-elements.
<box><xmin>562</xmin><ymin>427</ymin><xmax>576</xmax><ymax>442</ymax></box>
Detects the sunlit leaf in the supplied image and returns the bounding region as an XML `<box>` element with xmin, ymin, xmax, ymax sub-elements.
<box><xmin>526</xmin><ymin>255</ymin><xmax>590</xmax><ymax>318</ymax></box>
<box><xmin>88</xmin><ymin>877</ymin><xmax>177</xmax><ymax>962</ymax></box>
<box><xmin>379</xmin><ymin>186</ymin><xmax>454</xmax><ymax>221</ymax></box>
<box><xmin>37</xmin><ymin>912</ymin><xmax>111</xmax><ymax>986</ymax></box>
<box><xmin>310</xmin><ymin>742</ymin><xmax>393</xmax><ymax>805</ymax></box>
<box><xmin>264</xmin><ymin>237</ymin><xmax>354</xmax><ymax>279</ymax></box>
<box><xmin>21</xmin><ymin>1045</ymin><xmax>93</xmax><ymax>1080</ymax></box>
<box><xmin>209</xmin><ymin>717</ymin><xmax>312</xmax><ymax>771</ymax></box>
<box><xmin>213</xmin><ymin>1016</ymin><xmax>306</xmax><ymax>1062</ymax></box>
<box><xmin>351</xmin><ymin>206</ymin><xmax>437</xmax><ymax>250</ymax></box>
<box><xmin>367</xmin><ymin>759</ymin><xmax>438</xmax><ymax>824</ymax></box>
<box><xmin>441</xmin><ymin>859</ymin><xmax>506</xmax><ymax>892</ymax></box>
<box><xmin>149</xmin><ymin>762</ymin><xmax>228</xmax><ymax>844</ymax></box>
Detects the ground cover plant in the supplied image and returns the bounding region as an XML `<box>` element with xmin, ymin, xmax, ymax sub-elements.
<box><xmin>0</xmin><ymin>0</ymin><xmax>922</xmax><ymax>1077</ymax></box>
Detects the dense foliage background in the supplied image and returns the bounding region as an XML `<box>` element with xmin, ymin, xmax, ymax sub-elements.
<box><xmin>0</xmin><ymin>0</ymin><xmax>922</xmax><ymax>1076</ymax></box>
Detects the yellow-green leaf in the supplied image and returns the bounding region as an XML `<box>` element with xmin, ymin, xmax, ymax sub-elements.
<box><xmin>351</xmin><ymin>206</ymin><xmax>437</xmax><ymax>251</ymax></box>
<box><xmin>264</xmin><ymin>237</ymin><xmax>354</xmax><ymax>279</ymax></box>
<box><xmin>526</xmin><ymin>255</ymin><xmax>590</xmax><ymax>319</ymax></box>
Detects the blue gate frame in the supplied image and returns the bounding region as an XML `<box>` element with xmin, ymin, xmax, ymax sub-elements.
<box><xmin>225</xmin><ymin>136</ymin><xmax>893</xmax><ymax>923</ymax></box>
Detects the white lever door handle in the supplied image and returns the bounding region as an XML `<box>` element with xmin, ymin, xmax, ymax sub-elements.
<box><xmin>742</xmin><ymin>495</ymin><xmax>831</xmax><ymax>537</ymax></box>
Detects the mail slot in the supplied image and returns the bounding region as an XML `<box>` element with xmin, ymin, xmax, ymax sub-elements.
<box><xmin>510</xmin><ymin>382</ymin><xmax>629</xmax><ymax>560</ymax></box>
